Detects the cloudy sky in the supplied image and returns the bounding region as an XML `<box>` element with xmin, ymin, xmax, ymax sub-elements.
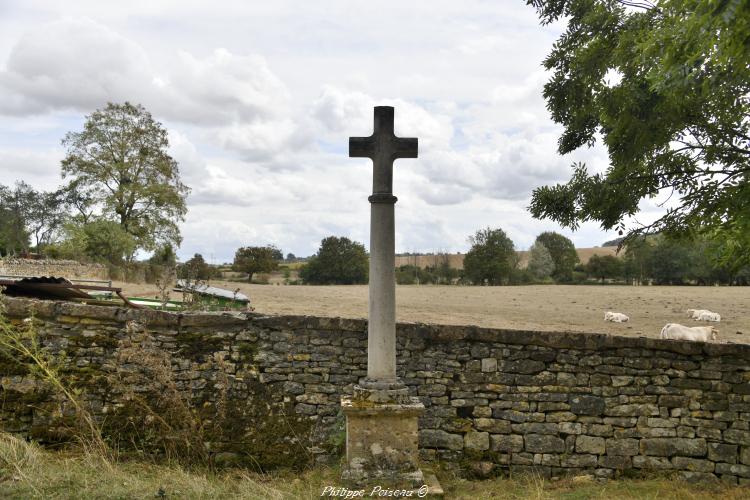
<box><xmin>0</xmin><ymin>0</ymin><xmax>640</xmax><ymax>262</ymax></box>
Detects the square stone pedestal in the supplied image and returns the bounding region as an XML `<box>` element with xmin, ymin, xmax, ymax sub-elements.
<box><xmin>341</xmin><ymin>394</ymin><xmax>425</xmax><ymax>488</ymax></box>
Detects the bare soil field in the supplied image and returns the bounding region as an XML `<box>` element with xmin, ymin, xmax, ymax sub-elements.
<box><xmin>117</xmin><ymin>281</ymin><xmax>750</xmax><ymax>342</ymax></box>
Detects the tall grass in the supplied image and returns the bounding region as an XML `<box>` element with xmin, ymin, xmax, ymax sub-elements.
<box><xmin>0</xmin><ymin>435</ymin><xmax>748</xmax><ymax>500</ymax></box>
<box><xmin>0</xmin><ymin>306</ymin><xmax>112</xmax><ymax>465</ymax></box>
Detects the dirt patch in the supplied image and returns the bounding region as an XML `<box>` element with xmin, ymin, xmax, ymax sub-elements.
<box><xmin>118</xmin><ymin>281</ymin><xmax>750</xmax><ymax>342</ymax></box>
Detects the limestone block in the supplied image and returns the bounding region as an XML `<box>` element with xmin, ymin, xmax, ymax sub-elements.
<box><xmin>716</xmin><ymin>463</ymin><xmax>750</xmax><ymax>478</ymax></box>
<box><xmin>633</xmin><ymin>456</ymin><xmax>674</xmax><ymax>469</ymax></box>
<box><xmin>561</xmin><ymin>454</ymin><xmax>597</xmax><ymax>468</ymax></box>
<box><xmin>558</xmin><ymin>422</ymin><xmax>583</xmax><ymax>435</ymax></box>
<box><xmin>472</xmin><ymin>406</ymin><xmax>492</xmax><ymax>418</ymax></box>
<box><xmin>419</xmin><ymin>429</ymin><xmax>463</xmax><ymax>450</ymax></box>
<box><xmin>481</xmin><ymin>358</ymin><xmax>497</xmax><ymax>372</ymax></box>
<box><xmin>599</xmin><ymin>455</ymin><xmax>631</xmax><ymax>469</ymax></box>
<box><xmin>510</xmin><ymin>422</ymin><xmax>553</xmax><ymax>434</ymax></box>
<box><xmin>584</xmin><ymin>424</ymin><xmax>613</xmax><ymax>437</ymax></box>
<box><xmin>569</xmin><ymin>395</ymin><xmax>605</xmax><ymax>416</ymax></box>
<box><xmin>708</xmin><ymin>443</ymin><xmax>738</xmax><ymax>464</ymax></box>
<box><xmin>640</xmin><ymin>438</ymin><xmax>707</xmax><ymax>457</ymax></box>
<box><xmin>724</xmin><ymin>429</ymin><xmax>750</xmax><ymax>446</ymax></box>
<box><xmin>679</xmin><ymin>471</ymin><xmax>718</xmax><ymax>483</ymax></box>
<box><xmin>606</xmin><ymin>438</ymin><xmax>639</xmax><ymax>456</ymax></box>
<box><xmin>341</xmin><ymin>396</ymin><xmax>424</xmax><ymax>485</ymax></box>
<box><xmin>612</xmin><ymin>376</ymin><xmax>634</xmax><ymax>387</ymax></box>
<box><xmin>474</xmin><ymin>418</ymin><xmax>511</xmax><ymax>434</ymax></box>
<box><xmin>490</xmin><ymin>434</ymin><xmax>524</xmax><ymax>453</ymax></box>
<box><xmin>576</xmin><ymin>436</ymin><xmax>605</xmax><ymax>455</ymax></box>
<box><xmin>672</xmin><ymin>457</ymin><xmax>715</xmax><ymax>473</ymax></box>
<box><xmin>605</xmin><ymin>404</ymin><xmax>659</xmax><ymax>417</ymax></box>
<box><xmin>546</xmin><ymin>411</ymin><xmax>577</xmax><ymax>423</ymax></box>
<box><xmin>524</xmin><ymin>434</ymin><xmax>565</xmax><ymax>454</ymax></box>
<box><xmin>464</xmin><ymin>431</ymin><xmax>489</xmax><ymax>450</ymax></box>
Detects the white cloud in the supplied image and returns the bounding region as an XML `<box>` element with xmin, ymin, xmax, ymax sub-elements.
<box><xmin>0</xmin><ymin>17</ymin><xmax>151</xmax><ymax>115</ymax></box>
<box><xmin>0</xmin><ymin>18</ymin><xmax>301</xmax><ymax>161</ymax></box>
<box><xmin>157</xmin><ymin>49</ymin><xmax>290</xmax><ymax>125</ymax></box>
<box><xmin>0</xmin><ymin>4</ymin><xmax>620</xmax><ymax>261</ymax></box>
<box><xmin>0</xmin><ymin>148</ymin><xmax>62</xmax><ymax>189</ymax></box>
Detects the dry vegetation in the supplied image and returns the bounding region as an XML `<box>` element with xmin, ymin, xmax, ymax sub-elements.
<box><xmin>118</xmin><ymin>282</ymin><xmax>750</xmax><ymax>342</ymax></box>
<box><xmin>0</xmin><ymin>433</ymin><xmax>748</xmax><ymax>499</ymax></box>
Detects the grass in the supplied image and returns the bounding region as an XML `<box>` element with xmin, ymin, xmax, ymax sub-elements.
<box><xmin>0</xmin><ymin>434</ymin><xmax>748</xmax><ymax>500</ymax></box>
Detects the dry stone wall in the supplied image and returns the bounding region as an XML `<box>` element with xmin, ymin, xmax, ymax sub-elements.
<box><xmin>1</xmin><ymin>297</ymin><xmax>750</xmax><ymax>482</ymax></box>
<box><xmin>0</xmin><ymin>259</ymin><xmax>108</xmax><ymax>280</ymax></box>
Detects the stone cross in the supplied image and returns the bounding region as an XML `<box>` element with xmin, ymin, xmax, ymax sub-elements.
<box><xmin>350</xmin><ymin>106</ymin><xmax>417</xmax><ymax>388</ymax></box>
<box><xmin>342</xmin><ymin>107</ymin><xmax>431</xmax><ymax>491</ymax></box>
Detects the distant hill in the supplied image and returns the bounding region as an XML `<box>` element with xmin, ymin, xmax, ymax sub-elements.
<box><xmin>395</xmin><ymin>247</ymin><xmax>621</xmax><ymax>270</ymax></box>
<box><xmin>602</xmin><ymin>236</ymin><xmax>626</xmax><ymax>247</ymax></box>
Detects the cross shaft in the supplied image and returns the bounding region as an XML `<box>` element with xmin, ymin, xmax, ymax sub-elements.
<box><xmin>348</xmin><ymin>106</ymin><xmax>418</xmax><ymax>388</ymax></box>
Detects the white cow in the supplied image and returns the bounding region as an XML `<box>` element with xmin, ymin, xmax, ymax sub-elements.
<box><xmin>686</xmin><ymin>309</ymin><xmax>714</xmax><ymax>319</ymax></box>
<box><xmin>660</xmin><ymin>323</ymin><xmax>718</xmax><ymax>342</ymax></box>
<box><xmin>696</xmin><ymin>311</ymin><xmax>721</xmax><ymax>322</ymax></box>
<box><xmin>605</xmin><ymin>311</ymin><xmax>629</xmax><ymax>323</ymax></box>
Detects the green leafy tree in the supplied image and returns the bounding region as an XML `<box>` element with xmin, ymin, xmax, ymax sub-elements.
<box><xmin>527</xmin><ymin>242</ymin><xmax>555</xmax><ymax>281</ymax></box>
<box><xmin>0</xmin><ymin>182</ymin><xmax>35</xmax><ymax>255</ymax></box>
<box><xmin>148</xmin><ymin>243</ymin><xmax>178</xmax><ymax>301</ymax></box>
<box><xmin>586</xmin><ymin>254</ymin><xmax>623</xmax><ymax>283</ymax></box>
<box><xmin>463</xmin><ymin>227</ymin><xmax>518</xmax><ymax>285</ymax></box>
<box><xmin>149</xmin><ymin>244</ymin><xmax>177</xmax><ymax>269</ymax></box>
<box><xmin>232</xmin><ymin>246</ymin><xmax>279</xmax><ymax>283</ymax></box>
<box><xmin>178</xmin><ymin>253</ymin><xmax>213</xmax><ymax>280</ymax></box>
<box><xmin>526</xmin><ymin>0</ymin><xmax>750</xmax><ymax>267</ymax></box>
<box><xmin>622</xmin><ymin>236</ymin><xmax>654</xmax><ymax>285</ymax></box>
<box><xmin>269</xmin><ymin>247</ymin><xmax>283</xmax><ymax>261</ymax></box>
<box><xmin>534</xmin><ymin>232</ymin><xmax>579</xmax><ymax>282</ymax></box>
<box><xmin>27</xmin><ymin>189</ymin><xmax>67</xmax><ymax>250</ymax></box>
<box><xmin>61</xmin><ymin>178</ymin><xmax>97</xmax><ymax>224</ymax></box>
<box><xmin>649</xmin><ymin>237</ymin><xmax>692</xmax><ymax>285</ymax></box>
<box><xmin>61</xmin><ymin>102</ymin><xmax>190</xmax><ymax>255</ymax></box>
<box><xmin>52</xmin><ymin>220</ymin><xmax>137</xmax><ymax>264</ymax></box>
<box><xmin>299</xmin><ymin>236</ymin><xmax>368</xmax><ymax>285</ymax></box>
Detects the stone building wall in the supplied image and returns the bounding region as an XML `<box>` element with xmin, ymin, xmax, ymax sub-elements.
<box><xmin>1</xmin><ymin>297</ymin><xmax>749</xmax><ymax>482</ymax></box>
<box><xmin>0</xmin><ymin>259</ymin><xmax>108</xmax><ymax>280</ymax></box>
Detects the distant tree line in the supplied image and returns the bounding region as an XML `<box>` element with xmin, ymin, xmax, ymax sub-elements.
<box><xmin>393</xmin><ymin>229</ymin><xmax>750</xmax><ymax>287</ymax></box>
<box><xmin>615</xmin><ymin>235</ymin><xmax>750</xmax><ymax>286</ymax></box>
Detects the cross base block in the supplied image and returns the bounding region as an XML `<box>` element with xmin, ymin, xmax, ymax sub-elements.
<box><xmin>341</xmin><ymin>393</ymin><xmax>425</xmax><ymax>488</ymax></box>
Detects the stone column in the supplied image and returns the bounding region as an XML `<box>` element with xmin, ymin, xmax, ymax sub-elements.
<box><xmin>366</xmin><ymin>198</ymin><xmax>397</xmax><ymax>383</ymax></box>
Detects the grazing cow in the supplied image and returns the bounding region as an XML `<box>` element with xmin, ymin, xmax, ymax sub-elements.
<box><xmin>660</xmin><ymin>323</ymin><xmax>718</xmax><ymax>342</ymax></box>
<box><xmin>696</xmin><ymin>311</ymin><xmax>721</xmax><ymax>322</ymax></box>
<box><xmin>605</xmin><ymin>311</ymin><xmax>629</xmax><ymax>323</ymax></box>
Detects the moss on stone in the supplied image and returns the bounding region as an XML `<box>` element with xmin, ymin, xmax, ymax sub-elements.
<box><xmin>69</xmin><ymin>334</ymin><xmax>119</xmax><ymax>349</ymax></box>
<box><xmin>235</xmin><ymin>342</ymin><xmax>256</xmax><ymax>360</ymax></box>
<box><xmin>0</xmin><ymin>351</ymin><xmax>29</xmax><ymax>376</ymax></box>
<box><xmin>174</xmin><ymin>331</ymin><xmax>225</xmax><ymax>360</ymax></box>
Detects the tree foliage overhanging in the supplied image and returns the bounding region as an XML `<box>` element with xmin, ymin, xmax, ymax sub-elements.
<box><xmin>526</xmin><ymin>0</ymin><xmax>750</xmax><ymax>267</ymax></box>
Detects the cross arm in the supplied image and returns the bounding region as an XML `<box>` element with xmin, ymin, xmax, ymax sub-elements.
<box><xmin>394</xmin><ymin>137</ymin><xmax>418</xmax><ymax>159</ymax></box>
<box><xmin>349</xmin><ymin>136</ymin><xmax>375</xmax><ymax>159</ymax></box>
